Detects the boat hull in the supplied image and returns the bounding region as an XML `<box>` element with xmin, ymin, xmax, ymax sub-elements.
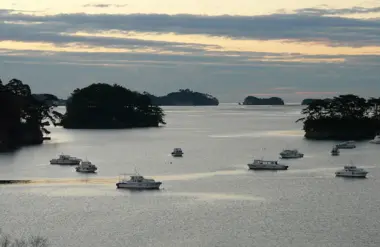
<box><xmin>336</xmin><ymin>145</ymin><xmax>356</xmax><ymax>149</ymax></box>
<box><xmin>247</xmin><ymin>165</ymin><xmax>288</xmax><ymax>170</ymax></box>
<box><xmin>171</xmin><ymin>153</ymin><xmax>183</xmax><ymax>157</ymax></box>
<box><xmin>76</xmin><ymin>169</ymin><xmax>97</xmax><ymax>173</ymax></box>
<box><xmin>369</xmin><ymin>140</ymin><xmax>380</xmax><ymax>144</ymax></box>
<box><xmin>335</xmin><ymin>173</ymin><xmax>367</xmax><ymax>178</ymax></box>
<box><xmin>116</xmin><ymin>182</ymin><xmax>162</xmax><ymax>190</ymax></box>
<box><xmin>280</xmin><ymin>155</ymin><xmax>303</xmax><ymax>159</ymax></box>
<box><xmin>50</xmin><ymin>161</ymin><xmax>80</xmax><ymax>165</ymax></box>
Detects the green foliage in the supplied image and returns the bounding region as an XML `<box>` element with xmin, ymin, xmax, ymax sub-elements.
<box><xmin>297</xmin><ymin>94</ymin><xmax>380</xmax><ymax>140</ymax></box>
<box><xmin>61</xmin><ymin>83</ymin><xmax>166</xmax><ymax>129</ymax></box>
<box><xmin>145</xmin><ymin>89</ymin><xmax>219</xmax><ymax>106</ymax></box>
<box><xmin>0</xmin><ymin>78</ymin><xmax>61</xmax><ymax>151</ymax></box>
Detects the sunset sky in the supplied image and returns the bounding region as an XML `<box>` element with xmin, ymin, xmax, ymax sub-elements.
<box><xmin>1</xmin><ymin>0</ymin><xmax>380</xmax><ymax>102</ymax></box>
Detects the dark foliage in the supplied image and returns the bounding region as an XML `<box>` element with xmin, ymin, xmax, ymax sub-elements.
<box><xmin>301</xmin><ymin>98</ymin><xmax>317</xmax><ymax>105</ymax></box>
<box><xmin>60</xmin><ymin>83</ymin><xmax>166</xmax><ymax>129</ymax></box>
<box><xmin>144</xmin><ymin>89</ymin><xmax>219</xmax><ymax>106</ymax></box>
<box><xmin>0</xmin><ymin>78</ymin><xmax>61</xmax><ymax>152</ymax></box>
<box><xmin>297</xmin><ymin>94</ymin><xmax>380</xmax><ymax>140</ymax></box>
<box><xmin>243</xmin><ymin>96</ymin><xmax>284</xmax><ymax>105</ymax></box>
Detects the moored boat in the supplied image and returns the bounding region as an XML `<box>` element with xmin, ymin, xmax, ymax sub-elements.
<box><xmin>336</xmin><ymin>141</ymin><xmax>356</xmax><ymax>149</ymax></box>
<box><xmin>50</xmin><ymin>154</ymin><xmax>82</xmax><ymax>165</ymax></box>
<box><xmin>247</xmin><ymin>159</ymin><xmax>288</xmax><ymax>170</ymax></box>
<box><xmin>171</xmin><ymin>148</ymin><xmax>184</xmax><ymax>157</ymax></box>
<box><xmin>280</xmin><ymin>149</ymin><xmax>304</xmax><ymax>159</ymax></box>
<box><xmin>116</xmin><ymin>173</ymin><xmax>162</xmax><ymax>190</ymax></box>
<box><xmin>75</xmin><ymin>160</ymin><xmax>97</xmax><ymax>173</ymax></box>
<box><xmin>331</xmin><ymin>146</ymin><xmax>340</xmax><ymax>156</ymax></box>
<box><xmin>369</xmin><ymin>135</ymin><xmax>380</xmax><ymax>144</ymax></box>
<box><xmin>335</xmin><ymin>165</ymin><xmax>368</xmax><ymax>178</ymax></box>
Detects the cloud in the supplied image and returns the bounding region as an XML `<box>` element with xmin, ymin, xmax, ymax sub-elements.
<box><xmin>0</xmin><ymin>22</ymin><xmax>220</xmax><ymax>53</ymax></box>
<box><xmin>272</xmin><ymin>87</ymin><xmax>298</xmax><ymax>91</ymax></box>
<box><xmin>296</xmin><ymin>6</ymin><xmax>380</xmax><ymax>16</ymax></box>
<box><xmin>294</xmin><ymin>91</ymin><xmax>338</xmax><ymax>95</ymax></box>
<box><xmin>1</xmin><ymin>8</ymin><xmax>380</xmax><ymax>48</ymax></box>
<box><xmin>83</xmin><ymin>4</ymin><xmax>128</xmax><ymax>8</ymax></box>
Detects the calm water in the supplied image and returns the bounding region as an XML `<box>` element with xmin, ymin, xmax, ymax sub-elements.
<box><xmin>1</xmin><ymin>105</ymin><xmax>380</xmax><ymax>247</ymax></box>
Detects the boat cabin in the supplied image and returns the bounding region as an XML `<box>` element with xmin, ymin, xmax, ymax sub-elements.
<box><xmin>130</xmin><ymin>175</ymin><xmax>144</xmax><ymax>182</ymax></box>
<box><xmin>253</xmin><ymin>159</ymin><xmax>278</xmax><ymax>165</ymax></box>
<box><xmin>344</xmin><ymin>166</ymin><xmax>357</xmax><ymax>170</ymax></box>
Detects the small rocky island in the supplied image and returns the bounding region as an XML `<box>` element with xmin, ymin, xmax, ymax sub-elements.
<box><xmin>0</xmin><ymin>78</ymin><xmax>61</xmax><ymax>152</ymax></box>
<box><xmin>242</xmin><ymin>96</ymin><xmax>285</xmax><ymax>105</ymax></box>
<box><xmin>145</xmin><ymin>89</ymin><xmax>219</xmax><ymax>106</ymax></box>
<box><xmin>60</xmin><ymin>83</ymin><xmax>166</xmax><ymax>129</ymax></box>
<box><xmin>297</xmin><ymin>94</ymin><xmax>380</xmax><ymax>140</ymax></box>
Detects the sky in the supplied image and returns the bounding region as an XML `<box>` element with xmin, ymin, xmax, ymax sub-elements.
<box><xmin>1</xmin><ymin>0</ymin><xmax>380</xmax><ymax>102</ymax></box>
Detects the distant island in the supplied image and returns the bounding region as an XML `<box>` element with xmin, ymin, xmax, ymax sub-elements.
<box><xmin>33</xmin><ymin>94</ymin><xmax>66</xmax><ymax>106</ymax></box>
<box><xmin>242</xmin><ymin>96</ymin><xmax>284</xmax><ymax>105</ymax></box>
<box><xmin>297</xmin><ymin>94</ymin><xmax>380</xmax><ymax>140</ymax></box>
<box><xmin>301</xmin><ymin>98</ymin><xmax>317</xmax><ymax>105</ymax></box>
<box><xmin>144</xmin><ymin>89</ymin><xmax>219</xmax><ymax>106</ymax></box>
<box><xmin>60</xmin><ymin>83</ymin><xmax>166</xmax><ymax>129</ymax></box>
<box><xmin>0</xmin><ymin>78</ymin><xmax>61</xmax><ymax>152</ymax></box>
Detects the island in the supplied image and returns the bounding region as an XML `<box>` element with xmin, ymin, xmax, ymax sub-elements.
<box><xmin>242</xmin><ymin>96</ymin><xmax>285</xmax><ymax>105</ymax></box>
<box><xmin>296</xmin><ymin>94</ymin><xmax>380</xmax><ymax>140</ymax></box>
<box><xmin>144</xmin><ymin>89</ymin><xmax>219</xmax><ymax>106</ymax></box>
<box><xmin>301</xmin><ymin>98</ymin><xmax>317</xmax><ymax>105</ymax></box>
<box><xmin>60</xmin><ymin>83</ymin><xmax>166</xmax><ymax>129</ymax></box>
<box><xmin>0</xmin><ymin>78</ymin><xmax>61</xmax><ymax>152</ymax></box>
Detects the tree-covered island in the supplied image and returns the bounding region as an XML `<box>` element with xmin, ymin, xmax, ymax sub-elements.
<box><xmin>297</xmin><ymin>94</ymin><xmax>380</xmax><ymax>140</ymax></box>
<box><xmin>144</xmin><ymin>89</ymin><xmax>219</xmax><ymax>106</ymax></box>
<box><xmin>60</xmin><ymin>83</ymin><xmax>165</xmax><ymax>129</ymax></box>
<box><xmin>242</xmin><ymin>96</ymin><xmax>285</xmax><ymax>105</ymax></box>
<box><xmin>0</xmin><ymin>78</ymin><xmax>61</xmax><ymax>152</ymax></box>
<box><xmin>301</xmin><ymin>98</ymin><xmax>318</xmax><ymax>105</ymax></box>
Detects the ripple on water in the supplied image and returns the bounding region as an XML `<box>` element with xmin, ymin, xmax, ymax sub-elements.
<box><xmin>160</xmin><ymin>192</ymin><xmax>265</xmax><ymax>202</ymax></box>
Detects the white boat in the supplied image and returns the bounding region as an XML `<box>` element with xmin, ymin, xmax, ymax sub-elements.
<box><xmin>331</xmin><ymin>146</ymin><xmax>340</xmax><ymax>156</ymax></box>
<box><xmin>247</xmin><ymin>159</ymin><xmax>288</xmax><ymax>170</ymax></box>
<box><xmin>116</xmin><ymin>173</ymin><xmax>162</xmax><ymax>190</ymax></box>
<box><xmin>335</xmin><ymin>165</ymin><xmax>368</xmax><ymax>178</ymax></box>
<box><xmin>369</xmin><ymin>135</ymin><xmax>380</xmax><ymax>144</ymax></box>
<box><xmin>336</xmin><ymin>141</ymin><xmax>356</xmax><ymax>149</ymax></box>
<box><xmin>75</xmin><ymin>160</ymin><xmax>97</xmax><ymax>173</ymax></box>
<box><xmin>171</xmin><ymin>148</ymin><xmax>183</xmax><ymax>157</ymax></box>
<box><xmin>50</xmin><ymin>154</ymin><xmax>82</xmax><ymax>165</ymax></box>
<box><xmin>280</xmin><ymin>149</ymin><xmax>304</xmax><ymax>159</ymax></box>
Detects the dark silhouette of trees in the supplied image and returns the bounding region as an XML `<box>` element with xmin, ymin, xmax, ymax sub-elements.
<box><xmin>297</xmin><ymin>94</ymin><xmax>380</xmax><ymax>140</ymax></box>
<box><xmin>0</xmin><ymin>78</ymin><xmax>61</xmax><ymax>152</ymax></box>
<box><xmin>144</xmin><ymin>89</ymin><xmax>219</xmax><ymax>106</ymax></box>
<box><xmin>243</xmin><ymin>96</ymin><xmax>284</xmax><ymax>105</ymax></box>
<box><xmin>301</xmin><ymin>98</ymin><xmax>318</xmax><ymax>105</ymax></box>
<box><xmin>60</xmin><ymin>83</ymin><xmax>165</xmax><ymax>129</ymax></box>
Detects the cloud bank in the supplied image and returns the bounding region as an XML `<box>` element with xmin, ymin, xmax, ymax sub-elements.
<box><xmin>1</xmin><ymin>5</ymin><xmax>380</xmax><ymax>101</ymax></box>
<box><xmin>83</xmin><ymin>4</ymin><xmax>128</xmax><ymax>8</ymax></box>
<box><xmin>1</xmin><ymin>8</ymin><xmax>380</xmax><ymax>48</ymax></box>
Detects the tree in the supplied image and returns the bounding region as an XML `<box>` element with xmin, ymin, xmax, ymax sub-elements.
<box><xmin>0</xmin><ymin>78</ymin><xmax>60</xmax><ymax>151</ymax></box>
<box><xmin>297</xmin><ymin>94</ymin><xmax>380</xmax><ymax>140</ymax></box>
<box><xmin>61</xmin><ymin>83</ymin><xmax>165</xmax><ymax>129</ymax></box>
